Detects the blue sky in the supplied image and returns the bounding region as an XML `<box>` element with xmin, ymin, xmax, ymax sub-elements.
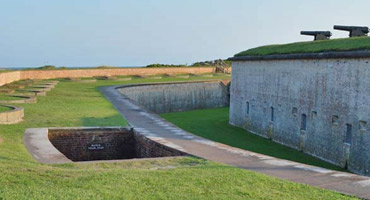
<box><xmin>0</xmin><ymin>0</ymin><xmax>369</xmax><ymax>68</ymax></box>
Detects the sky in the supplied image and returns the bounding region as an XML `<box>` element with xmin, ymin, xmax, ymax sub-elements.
<box><xmin>1</xmin><ymin>0</ymin><xmax>370</xmax><ymax>68</ymax></box>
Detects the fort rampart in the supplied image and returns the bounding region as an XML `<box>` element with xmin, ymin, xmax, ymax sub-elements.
<box><xmin>0</xmin><ymin>71</ymin><xmax>22</xmax><ymax>86</ymax></box>
<box><xmin>0</xmin><ymin>67</ymin><xmax>215</xmax><ymax>86</ymax></box>
<box><xmin>229</xmin><ymin>51</ymin><xmax>370</xmax><ymax>176</ymax></box>
<box><xmin>118</xmin><ymin>81</ymin><xmax>229</xmax><ymax>113</ymax></box>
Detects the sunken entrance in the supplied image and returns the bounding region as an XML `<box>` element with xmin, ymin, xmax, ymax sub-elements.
<box><xmin>48</xmin><ymin>127</ymin><xmax>186</xmax><ymax>162</ymax></box>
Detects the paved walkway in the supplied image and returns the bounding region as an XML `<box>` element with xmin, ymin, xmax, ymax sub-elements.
<box><xmin>101</xmin><ymin>85</ymin><xmax>370</xmax><ymax>199</ymax></box>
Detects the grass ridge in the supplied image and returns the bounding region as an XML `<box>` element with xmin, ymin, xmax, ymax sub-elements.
<box><xmin>235</xmin><ymin>37</ymin><xmax>370</xmax><ymax>57</ymax></box>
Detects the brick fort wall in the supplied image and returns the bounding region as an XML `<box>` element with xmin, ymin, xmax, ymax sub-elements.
<box><xmin>0</xmin><ymin>67</ymin><xmax>215</xmax><ymax>86</ymax></box>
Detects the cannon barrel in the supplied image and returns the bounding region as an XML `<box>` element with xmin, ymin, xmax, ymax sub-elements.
<box><xmin>334</xmin><ymin>25</ymin><xmax>369</xmax><ymax>33</ymax></box>
<box><xmin>300</xmin><ymin>31</ymin><xmax>332</xmax><ymax>41</ymax></box>
<box><xmin>300</xmin><ymin>31</ymin><xmax>332</xmax><ymax>36</ymax></box>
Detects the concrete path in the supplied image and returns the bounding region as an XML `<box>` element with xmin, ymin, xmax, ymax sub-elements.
<box><xmin>101</xmin><ymin>85</ymin><xmax>370</xmax><ymax>199</ymax></box>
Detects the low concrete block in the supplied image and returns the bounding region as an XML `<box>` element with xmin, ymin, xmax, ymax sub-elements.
<box><xmin>0</xmin><ymin>105</ymin><xmax>24</xmax><ymax>124</ymax></box>
<box><xmin>0</xmin><ymin>95</ymin><xmax>37</xmax><ymax>104</ymax></box>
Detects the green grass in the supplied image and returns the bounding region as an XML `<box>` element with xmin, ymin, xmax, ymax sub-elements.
<box><xmin>235</xmin><ymin>36</ymin><xmax>370</xmax><ymax>57</ymax></box>
<box><xmin>0</xmin><ymin>74</ymin><xmax>356</xmax><ymax>199</ymax></box>
<box><xmin>0</xmin><ymin>94</ymin><xmax>25</xmax><ymax>101</ymax></box>
<box><xmin>161</xmin><ymin>107</ymin><xmax>344</xmax><ymax>171</ymax></box>
<box><xmin>0</xmin><ymin>106</ymin><xmax>12</xmax><ymax>113</ymax></box>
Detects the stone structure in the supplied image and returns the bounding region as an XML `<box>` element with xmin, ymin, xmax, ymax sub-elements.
<box><xmin>0</xmin><ymin>95</ymin><xmax>37</xmax><ymax>104</ymax></box>
<box><xmin>0</xmin><ymin>71</ymin><xmax>21</xmax><ymax>87</ymax></box>
<box><xmin>18</xmin><ymin>89</ymin><xmax>46</xmax><ymax>96</ymax></box>
<box><xmin>118</xmin><ymin>81</ymin><xmax>230</xmax><ymax>113</ymax></box>
<box><xmin>0</xmin><ymin>67</ymin><xmax>215</xmax><ymax>86</ymax></box>
<box><xmin>25</xmin><ymin>127</ymin><xmax>187</xmax><ymax>163</ymax></box>
<box><xmin>0</xmin><ymin>105</ymin><xmax>24</xmax><ymax>124</ymax></box>
<box><xmin>229</xmin><ymin>51</ymin><xmax>370</xmax><ymax>176</ymax></box>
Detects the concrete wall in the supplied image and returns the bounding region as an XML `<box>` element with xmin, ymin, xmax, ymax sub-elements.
<box><xmin>0</xmin><ymin>105</ymin><xmax>24</xmax><ymax>124</ymax></box>
<box><xmin>0</xmin><ymin>67</ymin><xmax>215</xmax><ymax>86</ymax></box>
<box><xmin>229</xmin><ymin>59</ymin><xmax>370</xmax><ymax>176</ymax></box>
<box><xmin>118</xmin><ymin>81</ymin><xmax>229</xmax><ymax>113</ymax></box>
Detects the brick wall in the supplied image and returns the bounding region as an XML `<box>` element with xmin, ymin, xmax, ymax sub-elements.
<box><xmin>48</xmin><ymin>128</ymin><xmax>186</xmax><ymax>162</ymax></box>
<box><xmin>48</xmin><ymin>128</ymin><xmax>135</xmax><ymax>161</ymax></box>
<box><xmin>0</xmin><ymin>71</ymin><xmax>21</xmax><ymax>86</ymax></box>
<box><xmin>134</xmin><ymin>132</ymin><xmax>186</xmax><ymax>158</ymax></box>
<box><xmin>19</xmin><ymin>67</ymin><xmax>215</xmax><ymax>80</ymax></box>
<box><xmin>0</xmin><ymin>67</ymin><xmax>215</xmax><ymax>86</ymax></box>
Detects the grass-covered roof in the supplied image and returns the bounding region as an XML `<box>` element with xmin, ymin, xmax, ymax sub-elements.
<box><xmin>235</xmin><ymin>37</ymin><xmax>370</xmax><ymax>57</ymax></box>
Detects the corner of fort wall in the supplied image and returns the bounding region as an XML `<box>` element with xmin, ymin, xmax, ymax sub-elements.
<box><xmin>229</xmin><ymin>56</ymin><xmax>370</xmax><ymax>176</ymax></box>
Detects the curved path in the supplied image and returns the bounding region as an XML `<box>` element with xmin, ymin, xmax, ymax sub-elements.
<box><xmin>101</xmin><ymin>85</ymin><xmax>370</xmax><ymax>199</ymax></box>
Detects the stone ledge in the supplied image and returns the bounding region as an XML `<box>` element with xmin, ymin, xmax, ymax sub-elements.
<box><xmin>0</xmin><ymin>105</ymin><xmax>24</xmax><ymax>124</ymax></box>
<box><xmin>229</xmin><ymin>50</ymin><xmax>370</xmax><ymax>61</ymax></box>
<box><xmin>115</xmin><ymin>80</ymin><xmax>226</xmax><ymax>90</ymax></box>
<box><xmin>18</xmin><ymin>89</ymin><xmax>47</xmax><ymax>96</ymax></box>
<box><xmin>77</xmin><ymin>79</ymin><xmax>97</xmax><ymax>83</ymax></box>
<box><xmin>0</xmin><ymin>95</ymin><xmax>37</xmax><ymax>104</ymax></box>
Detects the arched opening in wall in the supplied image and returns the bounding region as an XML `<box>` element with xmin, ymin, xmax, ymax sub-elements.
<box><xmin>345</xmin><ymin>124</ymin><xmax>352</xmax><ymax>145</ymax></box>
<box><xmin>344</xmin><ymin>124</ymin><xmax>353</xmax><ymax>169</ymax></box>
<box><xmin>301</xmin><ymin>114</ymin><xmax>307</xmax><ymax>131</ymax></box>
<box><xmin>270</xmin><ymin>107</ymin><xmax>274</xmax><ymax>122</ymax></box>
<box><xmin>246</xmin><ymin>102</ymin><xmax>250</xmax><ymax>115</ymax></box>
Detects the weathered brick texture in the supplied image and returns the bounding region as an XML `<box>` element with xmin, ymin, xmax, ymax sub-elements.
<box><xmin>48</xmin><ymin>128</ymin><xmax>185</xmax><ymax>162</ymax></box>
<box><xmin>0</xmin><ymin>67</ymin><xmax>215</xmax><ymax>86</ymax></box>
<box><xmin>0</xmin><ymin>71</ymin><xmax>22</xmax><ymax>86</ymax></box>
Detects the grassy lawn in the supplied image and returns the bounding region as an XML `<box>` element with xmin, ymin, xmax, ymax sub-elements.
<box><xmin>0</xmin><ymin>75</ymin><xmax>356</xmax><ymax>199</ymax></box>
<box><xmin>0</xmin><ymin>106</ymin><xmax>12</xmax><ymax>113</ymax></box>
<box><xmin>235</xmin><ymin>36</ymin><xmax>370</xmax><ymax>56</ymax></box>
<box><xmin>0</xmin><ymin>94</ymin><xmax>25</xmax><ymax>101</ymax></box>
<box><xmin>161</xmin><ymin>107</ymin><xmax>344</xmax><ymax>171</ymax></box>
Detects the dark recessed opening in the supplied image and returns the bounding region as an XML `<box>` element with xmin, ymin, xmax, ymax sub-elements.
<box><xmin>48</xmin><ymin>128</ymin><xmax>186</xmax><ymax>162</ymax></box>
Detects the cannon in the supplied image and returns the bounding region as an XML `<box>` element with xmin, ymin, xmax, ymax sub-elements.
<box><xmin>334</xmin><ymin>25</ymin><xmax>369</xmax><ymax>37</ymax></box>
<box><xmin>300</xmin><ymin>31</ymin><xmax>332</xmax><ymax>41</ymax></box>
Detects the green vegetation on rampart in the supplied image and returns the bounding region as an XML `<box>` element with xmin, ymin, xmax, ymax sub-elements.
<box><xmin>235</xmin><ymin>37</ymin><xmax>370</xmax><ymax>57</ymax></box>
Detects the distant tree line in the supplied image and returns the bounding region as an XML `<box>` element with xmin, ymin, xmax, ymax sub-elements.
<box><xmin>35</xmin><ymin>65</ymin><xmax>67</xmax><ymax>70</ymax></box>
<box><xmin>146</xmin><ymin>59</ymin><xmax>231</xmax><ymax>73</ymax></box>
<box><xmin>145</xmin><ymin>64</ymin><xmax>188</xmax><ymax>68</ymax></box>
<box><xmin>32</xmin><ymin>59</ymin><xmax>231</xmax><ymax>73</ymax></box>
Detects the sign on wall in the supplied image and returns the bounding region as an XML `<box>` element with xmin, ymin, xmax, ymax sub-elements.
<box><xmin>87</xmin><ymin>143</ymin><xmax>105</xmax><ymax>150</ymax></box>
